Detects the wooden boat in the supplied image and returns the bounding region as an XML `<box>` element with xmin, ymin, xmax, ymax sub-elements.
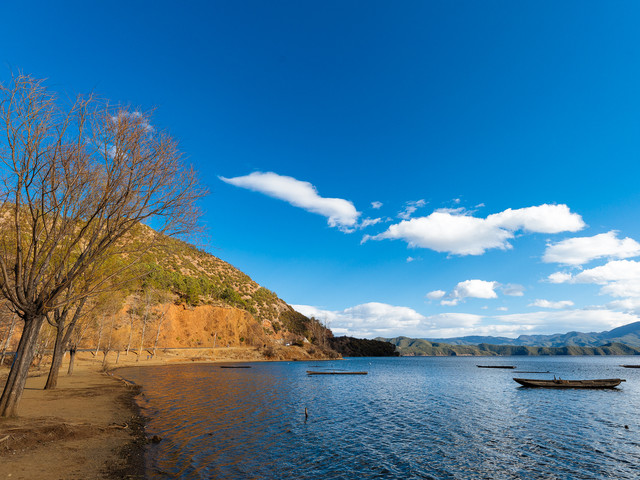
<box><xmin>477</xmin><ymin>365</ymin><xmax>516</xmax><ymax>369</ymax></box>
<box><xmin>220</xmin><ymin>365</ymin><xmax>251</xmax><ymax>369</ymax></box>
<box><xmin>513</xmin><ymin>377</ymin><xmax>625</xmax><ymax>389</ymax></box>
<box><xmin>306</xmin><ymin>371</ymin><xmax>368</xmax><ymax>375</ymax></box>
<box><xmin>620</xmin><ymin>365</ymin><xmax>640</xmax><ymax>368</ymax></box>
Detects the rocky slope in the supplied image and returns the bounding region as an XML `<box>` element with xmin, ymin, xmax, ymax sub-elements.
<box><xmin>0</xmin><ymin>231</ymin><xmax>335</xmax><ymax>358</ymax></box>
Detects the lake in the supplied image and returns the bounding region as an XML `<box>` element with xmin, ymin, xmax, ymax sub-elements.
<box><xmin>120</xmin><ymin>356</ymin><xmax>640</xmax><ymax>479</ymax></box>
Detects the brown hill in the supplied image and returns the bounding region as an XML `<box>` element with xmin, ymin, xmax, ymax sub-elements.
<box><xmin>0</xmin><ymin>233</ymin><xmax>336</xmax><ymax>362</ymax></box>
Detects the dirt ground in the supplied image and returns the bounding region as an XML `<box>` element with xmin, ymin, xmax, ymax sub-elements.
<box><xmin>0</xmin><ymin>345</ymin><xmax>332</xmax><ymax>479</ymax></box>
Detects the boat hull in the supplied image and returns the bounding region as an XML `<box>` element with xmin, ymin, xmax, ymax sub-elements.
<box><xmin>306</xmin><ymin>371</ymin><xmax>368</xmax><ymax>375</ymax></box>
<box><xmin>513</xmin><ymin>378</ymin><xmax>624</xmax><ymax>389</ymax></box>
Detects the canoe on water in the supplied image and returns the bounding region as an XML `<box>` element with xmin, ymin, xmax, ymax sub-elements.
<box><xmin>477</xmin><ymin>365</ymin><xmax>516</xmax><ymax>369</ymax></box>
<box><xmin>620</xmin><ymin>365</ymin><xmax>640</xmax><ymax>368</ymax></box>
<box><xmin>513</xmin><ymin>378</ymin><xmax>625</xmax><ymax>389</ymax></box>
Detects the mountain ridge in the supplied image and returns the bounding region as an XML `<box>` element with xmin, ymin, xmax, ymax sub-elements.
<box><xmin>422</xmin><ymin>321</ymin><xmax>640</xmax><ymax>348</ymax></box>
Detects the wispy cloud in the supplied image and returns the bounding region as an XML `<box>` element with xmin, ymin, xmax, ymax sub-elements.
<box><xmin>528</xmin><ymin>299</ymin><xmax>574</xmax><ymax>309</ymax></box>
<box><xmin>359</xmin><ymin>217</ymin><xmax>382</xmax><ymax>229</ymax></box>
<box><xmin>371</xmin><ymin>201</ymin><xmax>383</xmax><ymax>210</ymax></box>
<box><xmin>501</xmin><ymin>284</ymin><xmax>525</xmax><ymax>297</ymax></box>
<box><xmin>543</xmin><ymin>231</ymin><xmax>640</xmax><ymax>266</ymax></box>
<box><xmin>111</xmin><ymin>111</ymin><xmax>153</xmax><ymax>132</ymax></box>
<box><xmin>363</xmin><ymin>204</ymin><xmax>585</xmax><ymax>255</ymax></box>
<box><xmin>398</xmin><ymin>199</ymin><xmax>426</xmax><ymax>220</ymax></box>
<box><xmin>220</xmin><ymin>172</ymin><xmax>361</xmax><ymax>232</ymax></box>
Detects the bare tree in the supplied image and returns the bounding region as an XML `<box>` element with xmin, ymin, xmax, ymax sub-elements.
<box><xmin>0</xmin><ymin>306</ymin><xmax>17</xmax><ymax>366</ymax></box>
<box><xmin>125</xmin><ymin>304</ymin><xmax>137</xmax><ymax>356</ymax></box>
<box><xmin>137</xmin><ymin>290</ymin><xmax>153</xmax><ymax>360</ymax></box>
<box><xmin>43</xmin><ymin>296</ymin><xmax>87</xmax><ymax>389</ymax></box>
<box><xmin>0</xmin><ymin>74</ymin><xmax>206</xmax><ymax>417</ymax></box>
<box><xmin>152</xmin><ymin>304</ymin><xmax>170</xmax><ymax>356</ymax></box>
<box><xmin>67</xmin><ymin>311</ymin><xmax>92</xmax><ymax>376</ymax></box>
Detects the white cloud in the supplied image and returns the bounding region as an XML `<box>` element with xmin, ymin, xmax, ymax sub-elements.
<box><xmin>398</xmin><ymin>199</ymin><xmax>426</xmax><ymax>220</ymax></box>
<box><xmin>426</xmin><ymin>290</ymin><xmax>446</xmax><ymax>300</ymax></box>
<box><xmin>600</xmin><ymin>281</ymin><xmax>640</xmax><ymax>299</ymax></box>
<box><xmin>294</xmin><ymin>303</ymin><xmax>639</xmax><ymax>339</ymax></box>
<box><xmin>406</xmin><ymin>256</ymin><xmax>415</xmax><ymax>263</ymax></box>
<box><xmin>292</xmin><ymin>302</ymin><xmax>429</xmax><ymax>338</ymax></box>
<box><xmin>573</xmin><ymin>260</ymin><xmax>640</xmax><ymax>284</ymax></box>
<box><xmin>607</xmin><ymin>297</ymin><xmax>640</xmax><ymax>312</ymax></box>
<box><xmin>543</xmin><ymin>231</ymin><xmax>640</xmax><ymax>266</ymax></box>
<box><xmin>548</xmin><ymin>272</ymin><xmax>573</xmax><ymax>284</ymax></box>
<box><xmin>550</xmin><ymin>260</ymin><xmax>640</xmax><ymax>298</ymax></box>
<box><xmin>358</xmin><ymin>217</ymin><xmax>382</xmax><ymax>229</ymax></box>
<box><xmin>371</xmin><ymin>201</ymin><xmax>383</xmax><ymax>210</ymax></box>
<box><xmin>220</xmin><ymin>172</ymin><xmax>360</xmax><ymax>232</ymax></box>
<box><xmin>548</xmin><ymin>260</ymin><xmax>640</xmax><ymax>309</ymax></box>
<box><xmin>364</xmin><ymin>204</ymin><xmax>584</xmax><ymax>255</ymax></box>
<box><xmin>486</xmin><ymin>204</ymin><xmax>585</xmax><ymax>234</ymax></box>
<box><xmin>452</xmin><ymin>280</ymin><xmax>498</xmax><ymax>300</ymax></box>
<box><xmin>497</xmin><ymin>307</ymin><xmax>508</xmax><ymax>312</ymax></box>
<box><xmin>528</xmin><ymin>299</ymin><xmax>575</xmax><ymax>309</ymax></box>
<box><xmin>495</xmin><ymin>309</ymin><xmax>638</xmax><ymax>333</ymax></box>
<box><xmin>431</xmin><ymin>279</ymin><xmax>498</xmax><ymax>306</ymax></box>
<box><xmin>501</xmin><ymin>284</ymin><xmax>524</xmax><ymax>296</ymax></box>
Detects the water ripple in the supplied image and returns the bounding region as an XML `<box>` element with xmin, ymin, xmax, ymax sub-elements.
<box><xmin>121</xmin><ymin>357</ymin><xmax>640</xmax><ymax>479</ymax></box>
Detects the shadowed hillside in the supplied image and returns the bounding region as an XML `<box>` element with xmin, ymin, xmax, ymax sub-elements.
<box><xmin>380</xmin><ymin>336</ymin><xmax>640</xmax><ymax>356</ymax></box>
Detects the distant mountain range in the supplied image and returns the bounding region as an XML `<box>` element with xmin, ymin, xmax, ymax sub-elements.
<box><xmin>377</xmin><ymin>321</ymin><xmax>640</xmax><ymax>356</ymax></box>
<box><xmin>425</xmin><ymin>321</ymin><xmax>640</xmax><ymax>348</ymax></box>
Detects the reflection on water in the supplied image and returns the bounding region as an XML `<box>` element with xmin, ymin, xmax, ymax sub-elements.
<box><xmin>121</xmin><ymin>357</ymin><xmax>640</xmax><ymax>479</ymax></box>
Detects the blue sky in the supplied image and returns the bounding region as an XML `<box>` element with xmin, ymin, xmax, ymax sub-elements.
<box><xmin>5</xmin><ymin>1</ymin><xmax>640</xmax><ymax>338</ymax></box>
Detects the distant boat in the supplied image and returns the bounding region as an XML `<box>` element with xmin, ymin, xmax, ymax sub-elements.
<box><xmin>306</xmin><ymin>371</ymin><xmax>367</xmax><ymax>375</ymax></box>
<box><xmin>513</xmin><ymin>378</ymin><xmax>625</xmax><ymax>389</ymax></box>
<box><xmin>477</xmin><ymin>365</ymin><xmax>516</xmax><ymax>369</ymax></box>
<box><xmin>620</xmin><ymin>365</ymin><xmax>640</xmax><ymax>368</ymax></box>
<box><xmin>220</xmin><ymin>365</ymin><xmax>251</xmax><ymax>369</ymax></box>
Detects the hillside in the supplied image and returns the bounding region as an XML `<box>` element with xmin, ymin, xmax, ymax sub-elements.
<box><xmin>425</xmin><ymin>321</ymin><xmax>640</xmax><ymax>348</ymax></box>
<box><xmin>0</xmin><ymin>230</ymin><xmax>337</xmax><ymax>359</ymax></box>
<box><xmin>328</xmin><ymin>336</ymin><xmax>399</xmax><ymax>357</ymax></box>
<box><xmin>381</xmin><ymin>336</ymin><xmax>640</xmax><ymax>356</ymax></box>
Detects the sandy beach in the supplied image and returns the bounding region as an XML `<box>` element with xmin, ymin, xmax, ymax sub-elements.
<box><xmin>0</xmin><ymin>345</ymin><xmax>328</xmax><ymax>479</ymax></box>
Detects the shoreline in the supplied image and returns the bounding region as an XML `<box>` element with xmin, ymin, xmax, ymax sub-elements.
<box><xmin>0</xmin><ymin>345</ymin><xmax>332</xmax><ymax>479</ymax></box>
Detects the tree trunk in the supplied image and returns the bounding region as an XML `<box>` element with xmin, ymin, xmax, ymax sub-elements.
<box><xmin>126</xmin><ymin>314</ymin><xmax>134</xmax><ymax>355</ymax></box>
<box><xmin>44</xmin><ymin>298</ymin><xmax>86</xmax><ymax>390</ymax></box>
<box><xmin>67</xmin><ymin>347</ymin><xmax>76</xmax><ymax>376</ymax></box>
<box><xmin>44</xmin><ymin>325</ymin><xmax>65</xmax><ymax>389</ymax></box>
<box><xmin>153</xmin><ymin>309</ymin><xmax>168</xmax><ymax>356</ymax></box>
<box><xmin>138</xmin><ymin>316</ymin><xmax>148</xmax><ymax>358</ymax></box>
<box><xmin>102</xmin><ymin>350</ymin><xmax>109</xmax><ymax>367</ymax></box>
<box><xmin>0</xmin><ymin>316</ymin><xmax>45</xmax><ymax>417</ymax></box>
<box><xmin>95</xmin><ymin>316</ymin><xmax>104</xmax><ymax>356</ymax></box>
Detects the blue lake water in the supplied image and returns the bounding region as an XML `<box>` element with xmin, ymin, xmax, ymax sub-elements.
<box><xmin>120</xmin><ymin>356</ymin><xmax>640</xmax><ymax>479</ymax></box>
